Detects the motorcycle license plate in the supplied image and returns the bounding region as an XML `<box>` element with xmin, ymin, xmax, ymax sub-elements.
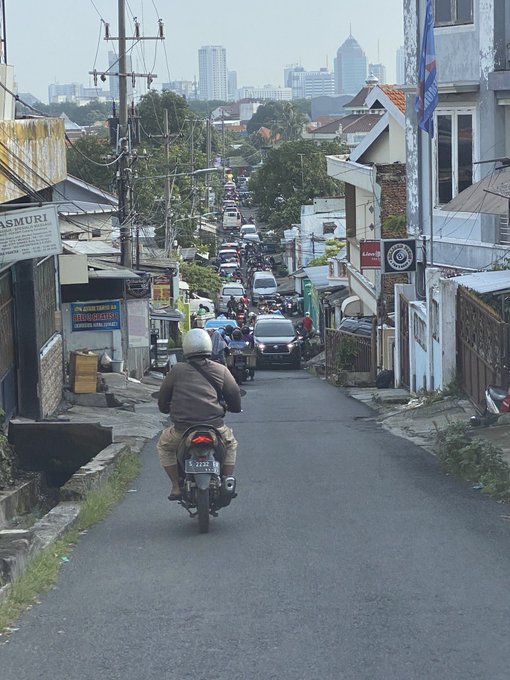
<box><xmin>185</xmin><ymin>459</ymin><xmax>220</xmax><ymax>475</ymax></box>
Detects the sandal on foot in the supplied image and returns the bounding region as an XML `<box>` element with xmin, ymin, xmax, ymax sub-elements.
<box><xmin>168</xmin><ymin>493</ymin><xmax>182</xmax><ymax>501</ymax></box>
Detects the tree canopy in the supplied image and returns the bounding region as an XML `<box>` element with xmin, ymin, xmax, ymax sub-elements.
<box><xmin>246</xmin><ymin>101</ymin><xmax>308</xmax><ymax>142</ymax></box>
<box><xmin>180</xmin><ymin>261</ymin><xmax>221</xmax><ymax>295</ymax></box>
<box><xmin>248</xmin><ymin>140</ymin><xmax>345</xmax><ymax>232</ymax></box>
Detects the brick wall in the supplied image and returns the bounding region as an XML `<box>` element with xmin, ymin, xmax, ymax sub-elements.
<box><xmin>40</xmin><ymin>334</ymin><xmax>63</xmax><ymax>417</ymax></box>
<box><xmin>377</xmin><ymin>163</ymin><xmax>407</xmax><ymax>238</ymax></box>
<box><xmin>377</xmin><ymin>163</ymin><xmax>408</xmax><ymax>318</ymax></box>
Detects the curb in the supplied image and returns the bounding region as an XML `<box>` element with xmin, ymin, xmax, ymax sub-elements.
<box><xmin>0</xmin><ymin>441</ymin><xmax>136</xmax><ymax>603</ymax></box>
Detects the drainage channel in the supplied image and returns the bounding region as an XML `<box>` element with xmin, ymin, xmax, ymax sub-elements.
<box><xmin>1</xmin><ymin>420</ymin><xmax>113</xmax><ymax>531</ymax></box>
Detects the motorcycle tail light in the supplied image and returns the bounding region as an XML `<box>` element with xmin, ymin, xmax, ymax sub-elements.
<box><xmin>191</xmin><ymin>434</ymin><xmax>214</xmax><ymax>444</ymax></box>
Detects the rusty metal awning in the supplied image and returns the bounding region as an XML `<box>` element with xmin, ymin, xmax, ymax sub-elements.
<box><xmin>441</xmin><ymin>166</ymin><xmax>510</xmax><ymax>216</ymax></box>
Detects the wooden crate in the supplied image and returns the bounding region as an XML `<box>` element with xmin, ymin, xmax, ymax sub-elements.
<box><xmin>70</xmin><ymin>351</ymin><xmax>98</xmax><ymax>394</ymax></box>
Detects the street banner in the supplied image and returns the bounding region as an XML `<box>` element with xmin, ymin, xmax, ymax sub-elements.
<box><xmin>152</xmin><ymin>274</ymin><xmax>171</xmax><ymax>308</ymax></box>
<box><xmin>360</xmin><ymin>240</ymin><xmax>381</xmax><ymax>269</ymax></box>
<box><xmin>71</xmin><ymin>301</ymin><xmax>121</xmax><ymax>331</ymax></box>
<box><xmin>0</xmin><ymin>205</ymin><xmax>61</xmax><ymax>263</ymax></box>
<box><xmin>383</xmin><ymin>239</ymin><xmax>417</xmax><ymax>273</ymax></box>
<box><xmin>415</xmin><ymin>0</ymin><xmax>438</xmax><ymax>136</ymax></box>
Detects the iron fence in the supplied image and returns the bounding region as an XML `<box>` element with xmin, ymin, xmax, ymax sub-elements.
<box><xmin>325</xmin><ymin>327</ymin><xmax>376</xmax><ymax>383</ymax></box>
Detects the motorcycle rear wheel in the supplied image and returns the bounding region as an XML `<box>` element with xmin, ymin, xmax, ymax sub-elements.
<box><xmin>196</xmin><ymin>488</ymin><xmax>210</xmax><ymax>533</ymax></box>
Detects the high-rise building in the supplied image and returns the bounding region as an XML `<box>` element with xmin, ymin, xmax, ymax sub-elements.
<box><xmin>198</xmin><ymin>45</ymin><xmax>228</xmax><ymax>101</ymax></box>
<box><xmin>396</xmin><ymin>46</ymin><xmax>405</xmax><ymax>85</ymax></box>
<box><xmin>48</xmin><ymin>82</ymin><xmax>82</xmax><ymax>104</ymax></box>
<box><xmin>369</xmin><ymin>63</ymin><xmax>387</xmax><ymax>85</ymax></box>
<box><xmin>286</xmin><ymin>66</ymin><xmax>335</xmax><ymax>99</ymax></box>
<box><xmin>162</xmin><ymin>80</ymin><xmax>195</xmax><ymax>99</ymax></box>
<box><xmin>334</xmin><ymin>34</ymin><xmax>368</xmax><ymax>96</ymax></box>
<box><xmin>237</xmin><ymin>85</ymin><xmax>292</xmax><ymax>101</ymax></box>
<box><xmin>228</xmin><ymin>71</ymin><xmax>238</xmax><ymax>101</ymax></box>
<box><xmin>108</xmin><ymin>51</ymin><xmax>133</xmax><ymax>101</ymax></box>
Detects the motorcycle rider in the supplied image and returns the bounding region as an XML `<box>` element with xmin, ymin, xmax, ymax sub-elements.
<box><xmin>227</xmin><ymin>295</ymin><xmax>236</xmax><ymax>314</ymax></box>
<box><xmin>157</xmin><ymin>329</ymin><xmax>241</xmax><ymax>500</ymax></box>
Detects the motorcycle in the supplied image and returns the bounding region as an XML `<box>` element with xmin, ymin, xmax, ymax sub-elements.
<box><xmin>471</xmin><ymin>384</ymin><xmax>510</xmax><ymax>427</ymax></box>
<box><xmin>235</xmin><ymin>303</ymin><xmax>248</xmax><ymax>325</ymax></box>
<box><xmin>176</xmin><ymin>425</ymin><xmax>237</xmax><ymax>533</ymax></box>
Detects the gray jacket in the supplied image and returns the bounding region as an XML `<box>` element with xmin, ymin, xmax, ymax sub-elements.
<box><xmin>158</xmin><ymin>358</ymin><xmax>241</xmax><ymax>430</ymax></box>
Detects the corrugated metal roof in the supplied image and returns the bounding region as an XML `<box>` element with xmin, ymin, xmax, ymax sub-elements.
<box><xmin>452</xmin><ymin>270</ymin><xmax>510</xmax><ymax>294</ymax></box>
<box><xmin>62</xmin><ymin>240</ymin><xmax>120</xmax><ymax>256</ymax></box>
<box><xmin>441</xmin><ymin>166</ymin><xmax>510</xmax><ymax>216</ymax></box>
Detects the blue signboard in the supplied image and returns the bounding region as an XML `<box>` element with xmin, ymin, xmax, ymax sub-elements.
<box><xmin>71</xmin><ymin>301</ymin><xmax>121</xmax><ymax>332</ymax></box>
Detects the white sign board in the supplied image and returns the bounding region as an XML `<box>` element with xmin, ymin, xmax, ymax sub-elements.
<box><xmin>0</xmin><ymin>205</ymin><xmax>61</xmax><ymax>262</ymax></box>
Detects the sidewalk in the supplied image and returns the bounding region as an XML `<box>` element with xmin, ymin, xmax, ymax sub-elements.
<box><xmin>345</xmin><ymin>386</ymin><xmax>510</xmax><ymax>463</ymax></box>
<box><xmin>0</xmin><ymin>372</ymin><xmax>167</xmax><ymax>601</ymax></box>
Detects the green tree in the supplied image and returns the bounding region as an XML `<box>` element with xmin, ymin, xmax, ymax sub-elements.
<box><xmin>249</xmin><ymin>140</ymin><xmax>345</xmax><ymax>232</ymax></box>
<box><xmin>66</xmin><ymin>135</ymin><xmax>115</xmax><ymax>192</ymax></box>
<box><xmin>180</xmin><ymin>261</ymin><xmax>221</xmax><ymax>296</ymax></box>
<box><xmin>270</xmin><ymin>101</ymin><xmax>308</xmax><ymax>142</ymax></box>
<box><xmin>246</xmin><ymin>101</ymin><xmax>306</xmax><ymax>139</ymax></box>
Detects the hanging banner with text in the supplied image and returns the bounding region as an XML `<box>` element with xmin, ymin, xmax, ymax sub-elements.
<box><xmin>383</xmin><ymin>239</ymin><xmax>416</xmax><ymax>274</ymax></box>
<box><xmin>0</xmin><ymin>205</ymin><xmax>61</xmax><ymax>262</ymax></box>
<box><xmin>360</xmin><ymin>240</ymin><xmax>381</xmax><ymax>269</ymax></box>
<box><xmin>71</xmin><ymin>300</ymin><xmax>121</xmax><ymax>332</ymax></box>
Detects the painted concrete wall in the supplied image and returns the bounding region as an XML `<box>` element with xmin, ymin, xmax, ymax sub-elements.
<box><xmin>0</xmin><ymin>118</ymin><xmax>66</xmax><ymax>203</ymax></box>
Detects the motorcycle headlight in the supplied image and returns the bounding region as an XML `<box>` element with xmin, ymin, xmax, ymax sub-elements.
<box><xmin>257</xmin><ymin>343</ymin><xmax>265</xmax><ymax>350</ymax></box>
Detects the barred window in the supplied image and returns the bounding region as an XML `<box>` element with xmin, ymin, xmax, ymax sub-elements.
<box><xmin>35</xmin><ymin>257</ymin><xmax>57</xmax><ymax>349</ymax></box>
<box><xmin>434</xmin><ymin>0</ymin><xmax>473</xmax><ymax>26</ymax></box>
<box><xmin>0</xmin><ymin>271</ymin><xmax>15</xmax><ymax>377</ymax></box>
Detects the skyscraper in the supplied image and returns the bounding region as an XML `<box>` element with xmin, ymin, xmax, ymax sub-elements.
<box><xmin>334</xmin><ymin>34</ymin><xmax>368</xmax><ymax>95</ymax></box>
<box><xmin>198</xmin><ymin>45</ymin><xmax>228</xmax><ymax>101</ymax></box>
<box><xmin>108</xmin><ymin>51</ymin><xmax>133</xmax><ymax>101</ymax></box>
<box><xmin>228</xmin><ymin>71</ymin><xmax>238</xmax><ymax>101</ymax></box>
<box><xmin>396</xmin><ymin>46</ymin><xmax>406</xmax><ymax>85</ymax></box>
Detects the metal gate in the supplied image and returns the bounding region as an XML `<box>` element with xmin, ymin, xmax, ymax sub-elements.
<box><xmin>0</xmin><ymin>270</ymin><xmax>17</xmax><ymax>420</ymax></box>
<box><xmin>399</xmin><ymin>294</ymin><xmax>410</xmax><ymax>389</ymax></box>
<box><xmin>457</xmin><ymin>286</ymin><xmax>510</xmax><ymax>406</ymax></box>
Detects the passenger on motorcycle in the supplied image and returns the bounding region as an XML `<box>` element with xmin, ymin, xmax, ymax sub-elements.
<box><xmin>157</xmin><ymin>329</ymin><xmax>241</xmax><ymax>500</ymax></box>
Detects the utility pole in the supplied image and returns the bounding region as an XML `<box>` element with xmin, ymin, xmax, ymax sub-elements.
<box><xmin>117</xmin><ymin>0</ymin><xmax>131</xmax><ymax>267</ymax></box>
<box><xmin>90</xmin><ymin>2</ymin><xmax>164</xmax><ymax>268</ymax></box>
<box><xmin>164</xmin><ymin>109</ymin><xmax>172</xmax><ymax>256</ymax></box>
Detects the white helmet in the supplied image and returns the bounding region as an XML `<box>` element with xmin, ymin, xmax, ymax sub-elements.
<box><xmin>183</xmin><ymin>329</ymin><xmax>212</xmax><ymax>358</ymax></box>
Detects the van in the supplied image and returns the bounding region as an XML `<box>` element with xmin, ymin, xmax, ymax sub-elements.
<box><xmin>223</xmin><ymin>209</ymin><xmax>241</xmax><ymax>232</ymax></box>
<box><xmin>251</xmin><ymin>271</ymin><xmax>278</xmax><ymax>303</ymax></box>
<box><xmin>217</xmin><ymin>283</ymin><xmax>246</xmax><ymax>313</ymax></box>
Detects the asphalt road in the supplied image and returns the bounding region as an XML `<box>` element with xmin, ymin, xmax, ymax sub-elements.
<box><xmin>3</xmin><ymin>370</ymin><xmax>510</xmax><ymax>679</ymax></box>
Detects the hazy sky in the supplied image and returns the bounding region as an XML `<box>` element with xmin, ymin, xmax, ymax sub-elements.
<box><xmin>6</xmin><ymin>1</ymin><xmax>405</xmax><ymax>103</ymax></box>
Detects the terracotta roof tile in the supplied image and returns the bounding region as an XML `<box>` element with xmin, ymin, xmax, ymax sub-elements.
<box><xmin>378</xmin><ymin>85</ymin><xmax>406</xmax><ymax>114</ymax></box>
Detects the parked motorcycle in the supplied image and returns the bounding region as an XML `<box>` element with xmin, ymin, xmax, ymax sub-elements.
<box><xmin>176</xmin><ymin>425</ymin><xmax>237</xmax><ymax>533</ymax></box>
<box><xmin>471</xmin><ymin>384</ymin><xmax>510</xmax><ymax>427</ymax></box>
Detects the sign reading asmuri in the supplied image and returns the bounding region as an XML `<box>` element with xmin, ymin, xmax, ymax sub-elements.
<box><xmin>0</xmin><ymin>205</ymin><xmax>61</xmax><ymax>262</ymax></box>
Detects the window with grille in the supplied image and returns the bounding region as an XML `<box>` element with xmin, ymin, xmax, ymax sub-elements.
<box><xmin>434</xmin><ymin>0</ymin><xmax>473</xmax><ymax>26</ymax></box>
<box><xmin>35</xmin><ymin>257</ymin><xmax>57</xmax><ymax>349</ymax></box>
<box><xmin>0</xmin><ymin>271</ymin><xmax>15</xmax><ymax>377</ymax></box>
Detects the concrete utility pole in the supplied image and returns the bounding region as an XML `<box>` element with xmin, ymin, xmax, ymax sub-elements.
<box><xmin>90</xmin><ymin>1</ymin><xmax>164</xmax><ymax>268</ymax></box>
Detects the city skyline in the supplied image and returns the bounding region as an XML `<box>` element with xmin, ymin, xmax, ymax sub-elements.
<box><xmin>6</xmin><ymin>1</ymin><xmax>404</xmax><ymax>103</ymax></box>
